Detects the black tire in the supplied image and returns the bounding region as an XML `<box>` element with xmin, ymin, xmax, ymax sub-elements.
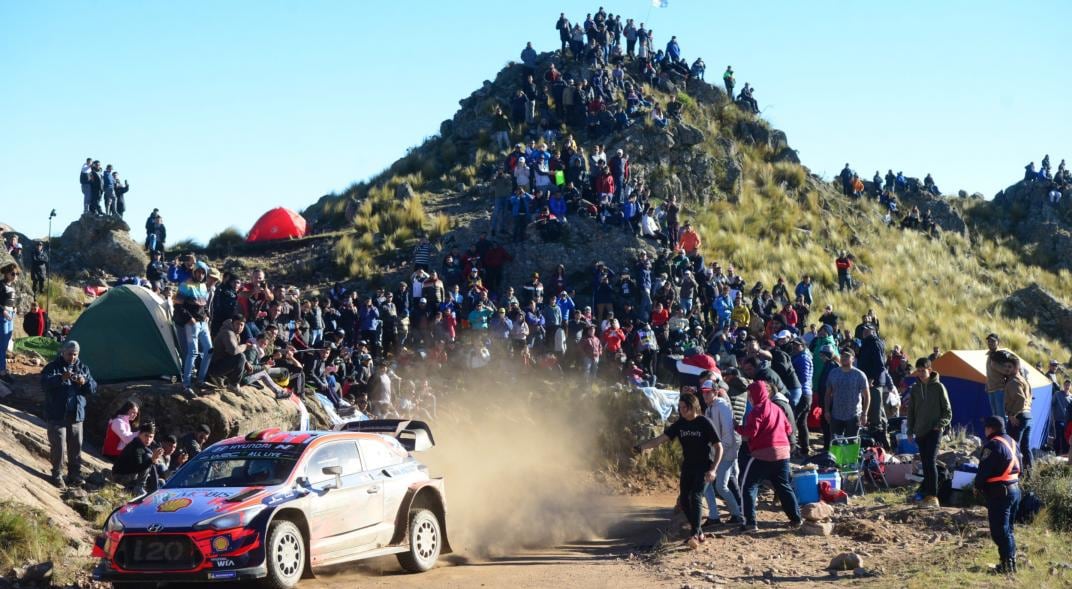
<box><xmin>262</xmin><ymin>519</ymin><xmax>305</xmax><ymax>589</ymax></box>
<box><xmin>396</xmin><ymin>508</ymin><xmax>441</xmax><ymax>573</ymax></box>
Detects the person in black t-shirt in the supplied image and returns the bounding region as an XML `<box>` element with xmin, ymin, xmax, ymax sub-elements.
<box><xmin>634</xmin><ymin>392</ymin><xmax>722</xmax><ymax>544</ymax></box>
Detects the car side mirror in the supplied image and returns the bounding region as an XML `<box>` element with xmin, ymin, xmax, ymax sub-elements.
<box><xmin>322</xmin><ymin>466</ymin><xmax>343</xmax><ymax>490</ymax></box>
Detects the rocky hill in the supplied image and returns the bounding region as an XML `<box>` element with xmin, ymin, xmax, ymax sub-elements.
<box><xmin>291</xmin><ymin>47</ymin><xmax>1072</xmax><ymax>364</ymax></box>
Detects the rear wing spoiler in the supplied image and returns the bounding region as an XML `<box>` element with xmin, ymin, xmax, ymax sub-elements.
<box><xmin>333</xmin><ymin>419</ymin><xmax>436</xmax><ymax>452</ymax></box>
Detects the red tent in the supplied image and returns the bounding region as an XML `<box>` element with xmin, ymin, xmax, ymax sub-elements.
<box><xmin>247</xmin><ymin>207</ymin><xmax>307</xmax><ymax>243</ymax></box>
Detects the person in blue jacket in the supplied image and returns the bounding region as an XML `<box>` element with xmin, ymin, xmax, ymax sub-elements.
<box><xmin>520</xmin><ymin>42</ymin><xmax>538</xmax><ymax>75</ymax></box>
<box><xmin>666</xmin><ymin>36</ymin><xmax>681</xmax><ymax>62</ymax></box>
<box><xmin>42</xmin><ymin>340</ymin><xmax>97</xmax><ymax>488</ymax></box>
<box><xmin>974</xmin><ymin>416</ymin><xmax>1022</xmax><ymax>575</ymax></box>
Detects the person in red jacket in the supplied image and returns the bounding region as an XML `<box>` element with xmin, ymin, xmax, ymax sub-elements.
<box><xmin>835</xmin><ymin>251</ymin><xmax>854</xmax><ymax>291</ymax></box>
<box><xmin>22</xmin><ymin>301</ymin><xmax>50</xmax><ymax>337</ymax></box>
<box><xmin>736</xmin><ymin>380</ymin><xmax>802</xmax><ymax>532</ymax></box>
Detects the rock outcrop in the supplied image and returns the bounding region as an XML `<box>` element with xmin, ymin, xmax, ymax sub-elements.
<box><xmin>53</xmin><ymin>214</ymin><xmax>149</xmax><ymax>278</ymax></box>
<box><xmin>84</xmin><ymin>381</ymin><xmax>332</xmax><ymax>448</ymax></box>
<box><xmin>992</xmin><ymin>180</ymin><xmax>1072</xmax><ymax>269</ymax></box>
<box><xmin>1003</xmin><ymin>282</ymin><xmax>1072</xmax><ymax>349</ymax></box>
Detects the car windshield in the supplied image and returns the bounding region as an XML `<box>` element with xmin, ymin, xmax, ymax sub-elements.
<box><xmin>164</xmin><ymin>441</ymin><xmax>303</xmax><ymax>489</ymax></box>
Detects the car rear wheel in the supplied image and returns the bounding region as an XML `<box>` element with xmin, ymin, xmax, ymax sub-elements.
<box><xmin>263</xmin><ymin>519</ymin><xmax>305</xmax><ymax>589</ymax></box>
<box><xmin>396</xmin><ymin>508</ymin><xmax>441</xmax><ymax>573</ymax></box>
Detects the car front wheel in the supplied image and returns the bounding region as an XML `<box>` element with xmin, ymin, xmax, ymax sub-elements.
<box><xmin>263</xmin><ymin>519</ymin><xmax>305</xmax><ymax>589</ymax></box>
<box><xmin>396</xmin><ymin>508</ymin><xmax>441</xmax><ymax>573</ymax></box>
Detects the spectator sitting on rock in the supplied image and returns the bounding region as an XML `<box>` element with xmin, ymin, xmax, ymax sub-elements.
<box><xmin>102</xmin><ymin>401</ymin><xmax>140</xmax><ymax>462</ymax></box>
<box><xmin>178</xmin><ymin>424</ymin><xmax>210</xmax><ymax>459</ymax></box>
<box><xmin>113</xmin><ymin>422</ymin><xmax>164</xmax><ymax>495</ymax></box>
<box><xmin>22</xmin><ymin>301</ymin><xmax>50</xmax><ymax>338</ymax></box>
<box><xmin>207</xmin><ymin>314</ymin><xmax>252</xmax><ymax>390</ymax></box>
<box><xmin>153</xmin><ymin>434</ymin><xmax>186</xmax><ymax>481</ymax></box>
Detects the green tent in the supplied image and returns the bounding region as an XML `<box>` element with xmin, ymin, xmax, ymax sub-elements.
<box><xmin>67</xmin><ymin>285</ymin><xmax>182</xmax><ymax>383</ymax></box>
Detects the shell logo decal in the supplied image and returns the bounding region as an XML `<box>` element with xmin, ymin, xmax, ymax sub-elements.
<box><xmin>157</xmin><ymin>497</ymin><xmax>193</xmax><ymax>513</ymax></box>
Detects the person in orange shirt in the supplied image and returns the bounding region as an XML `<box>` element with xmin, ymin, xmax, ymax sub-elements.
<box><xmin>678</xmin><ymin>221</ymin><xmax>701</xmax><ymax>256</ymax></box>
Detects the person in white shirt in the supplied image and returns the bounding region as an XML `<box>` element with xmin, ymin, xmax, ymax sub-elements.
<box><xmin>702</xmin><ymin>379</ymin><xmax>744</xmax><ymax>525</ymax></box>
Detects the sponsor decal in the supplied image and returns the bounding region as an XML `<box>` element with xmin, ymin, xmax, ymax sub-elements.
<box><xmin>262</xmin><ymin>489</ymin><xmax>304</xmax><ymax>506</ymax></box>
<box><xmin>157</xmin><ymin>498</ymin><xmax>193</xmax><ymax>513</ymax></box>
<box><xmin>211</xmin><ymin>536</ymin><xmax>231</xmax><ymax>553</ymax></box>
<box><xmin>211</xmin><ymin>557</ymin><xmax>236</xmax><ymax>568</ymax></box>
<box><xmin>208</xmin><ymin>571</ymin><xmax>237</xmax><ymax>580</ymax></box>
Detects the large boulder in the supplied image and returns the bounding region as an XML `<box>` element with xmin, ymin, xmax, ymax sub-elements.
<box><xmin>991</xmin><ymin>180</ymin><xmax>1072</xmax><ymax>270</ymax></box>
<box><xmin>83</xmin><ymin>381</ymin><xmax>332</xmax><ymax>448</ymax></box>
<box><xmin>53</xmin><ymin>214</ymin><xmax>148</xmax><ymax>278</ymax></box>
<box><xmin>1003</xmin><ymin>282</ymin><xmax>1072</xmax><ymax>349</ymax></box>
<box><xmin>673</xmin><ymin>122</ymin><xmax>705</xmax><ymax>146</ymax></box>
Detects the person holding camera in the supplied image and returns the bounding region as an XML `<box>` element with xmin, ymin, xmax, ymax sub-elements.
<box><xmin>113</xmin><ymin>422</ymin><xmax>164</xmax><ymax>495</ymax></box>
<box><xmin>41</xmin><ymin>340</ymin><xmax>97</xmax><ymax>488</ymax></box>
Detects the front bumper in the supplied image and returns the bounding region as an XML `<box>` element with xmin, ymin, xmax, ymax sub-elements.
<box><xmin>92</xmin><ymin>560</ymin><xmax>267</xmax><ymax>583</ymax></box>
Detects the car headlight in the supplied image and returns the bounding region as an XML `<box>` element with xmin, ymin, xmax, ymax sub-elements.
<box><xmin>194</xmin><ymin>506</ymin><xmax>266</xmax><ymax>531</ymax></box>
<box><xmin>105</xmin><ymin>512</ymin><xmax>124</xmax><ymax>533</ymax></box>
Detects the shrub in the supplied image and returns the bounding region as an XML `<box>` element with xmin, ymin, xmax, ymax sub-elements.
<box><xmin>206</xmin><ymin>226</ymin><xmax>245</xmax><ymax>253</ymax></box>
<box><xmin>1026</xmin><ymin>460</ymin><xmax>1072</xmax><ymax>532</ymax></box>
<box><xmin>168</xmin><ymin>238</ymin><xmax>203</xmax><ymax>254</ymax></box>
<box><xmin>0</xmin><ymin>501</ymin><xmax>69</xmax><ymax>571</ymax></box>
<box><xmin>772</xmin><ymin>162</ymin><xmax>807</xmax><ymax>190</ymax></box>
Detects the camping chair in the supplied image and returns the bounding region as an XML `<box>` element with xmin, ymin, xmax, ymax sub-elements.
<box><xmin>830</xmin><ymin>435</ymin><xmax>865</xmax><ymax>496</ymax></box>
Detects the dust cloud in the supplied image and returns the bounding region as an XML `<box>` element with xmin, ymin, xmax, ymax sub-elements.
<box><xmin>420</xmin><ymin>376</ymin><xmax>615</xmax><ymax>558</ymax></box>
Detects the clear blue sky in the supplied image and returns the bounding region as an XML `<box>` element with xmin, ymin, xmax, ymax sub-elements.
<box><xmin>3</xmin><ymin>0</ymin><xmax>1068</xmax><ymax>243</ymax></box>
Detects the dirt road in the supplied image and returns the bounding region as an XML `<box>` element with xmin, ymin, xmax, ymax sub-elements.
<box><xmin>303</xmin><ymin>495</ymin><xmax>676</xmax><ymax>589</ymax></box>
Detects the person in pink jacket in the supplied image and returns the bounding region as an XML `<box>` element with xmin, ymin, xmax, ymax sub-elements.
<box><xmin>736</xmin><ymin>380</ymin><xmax>802</xmax><ymax>533</ymax></box>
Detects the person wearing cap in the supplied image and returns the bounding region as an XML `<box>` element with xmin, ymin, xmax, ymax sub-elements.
<box><xmin>985</xmin><ymin>334</ymin><xmax>1013</xmax><ymax>417</ymax></box>
<box><xmin>701</xmin><ymin>380</ymin><xmax>743</xmax><ymax>526</ymax></box>
<box><xmin>907</xmin><ymin>357</ymin><xmax>951</xmax><ymax>508</ymax></box>
<box><xmin>974</xmin><ymin>416</ymin><xmax>1022</xmax><ymax>574</ymax></box>
<box><xmin>41</xmin><ymin>340</ymin><xmax>97</xmax><ymax>488</ymax></box>
<box><xmin>174</xmin><ymin>261</ymin><xmax>213</xmax><ymax>397</ymax></box>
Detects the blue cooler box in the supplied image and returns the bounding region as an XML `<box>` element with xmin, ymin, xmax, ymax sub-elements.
<box><xmin>817</xmin><ymin>470</ymin><xmax>842</xmax><ymax>491</ymax></box>
<box><xmin>792</xmin><ymin>470</ymin><xmax>820</xmax><ymax>504</ymax></box>
<box><xmin>896</xmin><ymin>433</ymin><xmax>920</xmax><ymax>454</ymax></box>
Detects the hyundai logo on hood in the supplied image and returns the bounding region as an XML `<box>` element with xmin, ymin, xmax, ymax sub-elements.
<box><xmin>146</xmin><ymin>523</ymin><xmax>164</xmax><ymax>533</ymax></box>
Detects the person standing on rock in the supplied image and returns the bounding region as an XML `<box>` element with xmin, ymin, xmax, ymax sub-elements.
<box><xmin>30</xmin><ymin>241</ymin><xmax>48</xmax><ymax>295</ymax></box>
<box><xmin>997</xmin><ymin>351</ymin><xmax>1033</xmax><ymax>477</ymax></box>
<box><xmin>835</xmin><ymin>251</ymin><xmax>853</xmax><ymax>291</ymax></box>
<box><xmin>906</xmin><ymin>358</ymin><xmax>951</xmax><ymax>508</ymax></box>
<box><xmin>974</xmin><ymin>416</ymin><xmax>1022</xmax><ymax>575</ymax></box>
<box><xmin>723</xmin><ymin>66</ymin><xmax>734</xmax><ymax>98</ymax></box>
<box><xmin>102</xmin><ymin>164</ymin><xmax>117</xmax><ymax>215</ymax></box>
<box><xmin>88</xmin><ymin>160</ymin><xmax>104</xmax><ymax>215</ymax></box>
<box><xmin>79</xmin><ymin>157</ymin><xmax>93</xmax><ymax>214</ymax></box>
<box><xmin>985</xmin><ymin>333</ymin><xmax>1013</xmax><ymax>417</ymax></box>
<box><xmin>635</xmin><ymin>392</ymin><xmax>722</xmax><ymax>545</ymax></box>
<box><xmin>174</xmin><ymin>262</ymin><xmax>213</xmax><ymax>397</ymax></box>
<box><xmin>41</xmin><ymin>340</ymin><xmax>97</xmax><ymax>488</ymax></box>
<box><xmin>0</xmin><ymin>262</ymin><xmax>19</xmax><ymax>383</ymax></box>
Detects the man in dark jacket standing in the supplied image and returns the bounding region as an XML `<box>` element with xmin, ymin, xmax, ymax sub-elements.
<box><xmin>907</xmin><ymin>357</ymin><xmax>952</xmax><ymax>508</ymax></box>
<box><xmin>974</xmin><ymin>416</ymin><xmax>1022</xmax><ymax>575</ymax></box>
<box><xmin>41</xmin><ymin>340</ymin><xmax>97</xmax><ymax>488</ymax></box>
<box><xmin>30</xmin><ymin>241</ymin><xmax>48</xmax><ymax>295</ymax></box>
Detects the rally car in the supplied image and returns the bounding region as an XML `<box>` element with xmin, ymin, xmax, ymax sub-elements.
<box><xmin>92</xmin><ymin>421</ymin><xmax>449</xmax><ymax>588</ymax></box>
